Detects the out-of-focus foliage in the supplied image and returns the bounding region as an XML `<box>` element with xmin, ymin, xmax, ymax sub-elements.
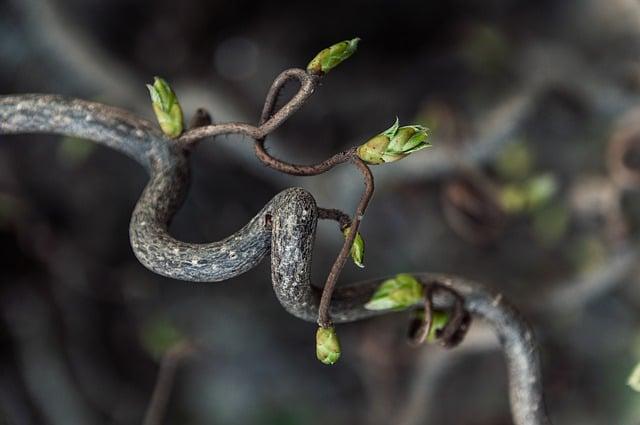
<box><xmin>3</xmin><ymin>0</ymin><xmax>640</xmax><ymax>423</ymax></box>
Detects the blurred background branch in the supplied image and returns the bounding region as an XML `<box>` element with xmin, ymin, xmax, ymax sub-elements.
<box><xmin>3</xmin><ymin>0</ymin><xmax>640</xmax><ymax>423</ymax></box>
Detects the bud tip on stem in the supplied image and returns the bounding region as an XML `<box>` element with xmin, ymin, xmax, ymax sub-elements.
<box><xmin>316</xmin><ymin>326</ymin><xmax>341</xmax><ymax>365</ymax></box>
<box><xmin>147</xmin><ymin>76</ymin><xmax>184</xmax><ymax>138</ymax></box>
<box><xmin>357</xmin><ymin>119</ymin><xmax>431</xmax><ymax>165</ymax></box>
<box><xmin>307</xmin><ymin>37</ymin><xmax>360</xmax><ymax>75</ymax></box>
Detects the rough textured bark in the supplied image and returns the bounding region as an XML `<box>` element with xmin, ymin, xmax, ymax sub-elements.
<box><xmin>0</xmin><ymin>92</ymin><xmax>551</xmax><ymax>425</ymax></box>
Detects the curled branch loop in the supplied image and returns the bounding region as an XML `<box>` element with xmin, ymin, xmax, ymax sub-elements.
<box><xmin>0</xmin><ymin>65</ymin><xmax>550</xmax><ymax>425</ymax></box>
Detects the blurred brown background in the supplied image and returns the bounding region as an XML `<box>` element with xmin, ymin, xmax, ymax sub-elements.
<box><xmin>2</xmin><ymin>0</ymin><xmax>640</xmax><ymax>424</ymax></box>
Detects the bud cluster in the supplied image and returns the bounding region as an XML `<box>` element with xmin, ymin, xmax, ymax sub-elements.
<box><xmin>147</xmin><ymin>77</ymin><xmax>184</xmax><ymax>138</ymax></box>
<box><xmin>357</xmin><ymin>119</ymin><xmax>431</xmax><ymax>165</ymax></box>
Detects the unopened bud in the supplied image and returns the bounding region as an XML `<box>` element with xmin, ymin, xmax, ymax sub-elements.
<box><xmin>357</xmin><ymin>119</ymin><xmax>431</xmax><ymax>165</ymax></box>
<box><xmin>427</xmin><ymin>310</ymin><xmax>451</xmax><ymax>342</ymax></box>
<box><xmin>343</xmin><ymin>226</ymin><xmax>365</xmax><ymax>268</ymax></box>
<box><xmin>365</xmin><ymin>273</ymin><xmax>424</xmax><ymax>311</ymax></box>
<box><xmin>147</xmin><ymin>77</ymin><xmax>184</xmax><ymax>138</ymax></box>
<box><xmin>316</xmin><ymin>326</ymin><xmax>341</xmax><ymax>365</ymax></box>
<box><xmin>307</xmin><ymin>38</ymin><xmax>360</xmax><ymax>75</ymax></box>
<box><xmin>408</xmin><ymin>309</ymin><xmax>451</xmax><ymax>344</ymax></box>
<box><xmin>628</xmin><ymin>361</ymin><xmax>640</xmax><ymax>392</ymax></box>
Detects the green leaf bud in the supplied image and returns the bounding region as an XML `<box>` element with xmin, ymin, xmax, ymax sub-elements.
<box><xmin>427</xmin><ymin>310</ymin><xmax>451</xmax><ymax>342</ymax></box>
<box><xmin>500</xmin><ymin>173</ymin><xmax>558</xmax><ymax>214</ymax></box>
<box><xmin>140</xmin><ymin>316</ymin><xmax>184</xmax><ymax>360</ymax></box>
<box><xmin>628</xmin><ymin>361</ymin><xmax>640</xmax><ymax>392</ymax></box>
<box><xmin>307</xmin><ymin>38</ymin><xmax>360</xmax><ymax>75</ymax></box>
<box><xmin>316</xmin><ymin>326</ymin><xmax>341</xmax><ymax>365</ymax></box>
<box><xmin>365</xmin><ymin>273</ymin><xmax>424</xmax><ymax>311</ymax></box>
<box><xmin>524</xmin><ymin>174</ymin><xmax>558</xmax><ymax>210</ymax></box>
<box><xmin>357</xmin><ymin>119</ymin><xmax>431</xmax><ymax>165</ymax></box>
<box><xmin>147</xmin><ymin>77</ymin><xmax>184</xmax><ymax>138</ymax></box>
<box><xmin>342</xmin><ymin>226</ymin><xmax>365</xmax><ymax>268</ymax></box>
<box><xmin>411</xmin><ymin>309</ymin><xmax>451</xmax><ymax>343</ymax></box>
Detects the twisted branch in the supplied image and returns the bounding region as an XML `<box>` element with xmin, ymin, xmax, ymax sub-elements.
<box><xmin>0</xmin><ymin>64</ymin><xmax>551</xmax><ymax>424</ymax></box>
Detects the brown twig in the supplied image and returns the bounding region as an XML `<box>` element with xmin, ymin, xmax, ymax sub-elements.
<box><xmin>318</xmin><ymin>157</ymin><xmax>374</xmax><ymax>327</ymax></box>
<box><xmin>408</xmin><ymin>285</ymin><xmax>435</xmax><ymax>346</ymax></box>
<box><xmin>407</xmin><ymin>282</ymin><xmax>471</xmax><ymax>347</ymax></box>
<box><xmin>142</xmin><ymin>342</ymin><xmax>196</xmax><ymax>425</ymax></box>
<box><xmin>318</xmin><ymin>208</ymin><xmax>352</xmax><ymax>230</ymax></box>
<box><xmin>238</xmin><ymin>67</ymin><xmax>378</xmax><ymax>328</ymax></box>
<box><xmin>177</xmin><ymin>69</ymin><xmax>318</xmax><ymax>146</ymax></box>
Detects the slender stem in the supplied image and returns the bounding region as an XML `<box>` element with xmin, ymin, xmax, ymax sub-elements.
<box><xmin>177</xmin><ymin>69</ymin><xmax>318</xmax><ymax>146</ymax></box>
<box><xmin>408</xmin><ymin>285</ymin><xmax>434</xmax><ymax>346</ymax></box>
<box><xmin>253</xmin><ymin>68</ymin><xmax>356</xmax><ymax>176</ymax></box>
<box><xmin>178</xmin><ymin>121</ymin><xmax>261</xmax><ymax>145</ymax></box>
<box><xmin>318</xmin><ymin>208</ymin><xmax>352</xmax><ymax>230</ymax></box>
<box><xmin>317</xmin><ymin>157</ymin><xmax>374</xmax><ymax>327</ymax></box>
<box><xmin>255</xmin><ymin>146</ymin><xmax>356</xmax><ymax>176</ymax></box>
<box><xmin>248</xmin><ymin>68</ymin><xmax>378</xmax><ymax>327</ymax></box>
<box><xmin>142</xmin><ymin>342</ymin><xmax>195</xmax><ymax>425</ymax></box>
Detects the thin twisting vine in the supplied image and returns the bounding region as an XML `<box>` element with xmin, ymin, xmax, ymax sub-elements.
<box><xmin>0</xmin><ymin>38</ymin><xmax>551</xmax><ymax>425</ymax></box>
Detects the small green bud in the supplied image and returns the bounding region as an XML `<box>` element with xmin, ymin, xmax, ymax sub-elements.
<box><xmin>532</xmin><ymin>204</ymin><xmax>569</xmax><ymax>245</ymax></box>
<box><xmin>495</xmin><ymin>141</ymin><xmax>534</xmax><ymax>181</ymax></box>
<box><xmin>307</xmin><ymin>38</ymin><xmax>360</xmax><ymax>75</ymax></box>
<box><xmin>411</xmin><ymin>309</ymin><xmax>451</xmax><ymax>343</ymax></box>
<box><xmin>500</xmin><ymin>184</ymin><xmax>527</xmax><ymax>213</ymax></box>
<box><xmin>428</xmin><ymin>310</ymin><xmax>450</xmax><ymax>342</ymax></box>
<box><xmin>365</xmin><ymin>273</ymin><xmax>424</xmax><ymax>311</ymax></box>
<box><xmin>524</xmin><ymin>174</ymin><xmax>557</xmax><ymax>210</ymax></box>
<box><xmin>316</xmin><ymin>326</ymin><xmax>341</xmax><ymax>365</ymax></box>
<box><xmin>628</xmin><ymin>361</ymin><xmax>640</xmax><ymax>392</ymax></box>
<box><xmin>140</xmin><ymin>316</ymin><xmax>184</xmax><ymax>360</ymax></box>
<box><xmin>500</xmin><ymin>173</ymin><xmax>557</xmax><ymax>214</ymax></box>
<box><xmin>147</xmin><ymin>77</ymin><xmax>184</xmax><ymax>138</ymax></box>
<box><xmin>343</xmin><ymin>226</ymin><xmax>365</xmax><ymax>268</ymax></box>
<box><xmin>357</xmin><ymin>119</ymin><xmax>431</xmax><ymax>165</ymax></box>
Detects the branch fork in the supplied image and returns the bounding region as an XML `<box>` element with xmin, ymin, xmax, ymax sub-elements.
<box><xmin>0</xmin><ymin>39</ymin><xmax>551</xmax><ymax>424</ymax></box>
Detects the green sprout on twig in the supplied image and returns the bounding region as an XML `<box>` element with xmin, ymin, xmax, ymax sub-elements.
<box><xmin>365</xmin><ymin>273</ymin><xmax>424</xmax><ymax>311</ymax></box>
<box><xmin>147</xmin><ymin>77</ymin><xmax>184</xmax><ymax>138</ymax></box>
<box><xmin>343</xmin><ymin>225</ymin><xmax>365</xmax><ymax>268</ymax></box>
<box><xmin>412</xmin><ymin>309</ymin><xmax>451</xmax><ymax>343</ymax></box>
<box><xmin>307</xmin><ymin>38</ymin><xmax>360</xmax><ymax>75</ymax></box>
<box><xmin>628</xmin><ymin>361</ymin><xmax>640</xmax><ymax>392</ymax></box>
<box><xmin>316</xmin><ymin>326</ymin><xmax>341</xmax><ymax>365</ymax></box>
<box><xmin>357</xmin><ymin>119</ymin><xmax>431</xmax><ymax>165</ymax></box>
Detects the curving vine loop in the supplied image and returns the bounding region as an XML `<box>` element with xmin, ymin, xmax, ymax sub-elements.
<box><xmin>0</xmin><ymin>66</ymin><xmax>551</xmax><ymax>425</ymax></box>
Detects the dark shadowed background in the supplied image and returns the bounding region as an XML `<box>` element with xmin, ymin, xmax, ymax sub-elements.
<box><xmin>2</xmin><ymin>0</ymin><xmax>640</xmax><ymax>424</ymax></box>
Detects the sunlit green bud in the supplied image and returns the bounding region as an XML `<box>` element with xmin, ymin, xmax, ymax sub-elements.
<box><xmin>495</xmin><ymin>141</ymin><xmax>533</xmax><ymax>181</ymax></box>
<box><xmin>500</xmin><ymin>173</ymin><xmax>558</xmax><ymax>214</ymax></box>
<box><xmin>500</xmin><ymin>184</ymin><xmax>527</xmax><ymax>213</ymax></box>
<box><xmin>140</xmin><ymin>316</ymin><xmax>184</xmax><ymax>360</ymax></box>
<box><xmin>357</xmin><ymin>119</ymin><xmax>431</xmax><ymax>165</ymax></box>
<box><xmin>356</xmin><ymin>134</ymin><xmax>389</xmax><ymax>165</ymax></box>
<box><xmin>525</xmin><ymin>174</ymin><xmax>557</xmax><ymax>210</ymax></box>
<box><xmin>628</xmin><ymin>361</ymin><xmax>640</xmax><ymax>392</ymax></box>
<box><xmin>147</xmin><ymin>77</ymin><xmax>184</xmax><ymax>138</ymax></box>
<box><xmin>411</xmin><ymin>309</ymin><xmax>451</xmax><ymax>343</ymax></box>
<box><xmin>428</xmin><ymin>310</ymin><xmax>451</xmax><ymax>342</ymax></box>
<box><xmin>365</xmin><ymin>273</ymin><xmax>424</xmax><ymax>311</ymax></box>
<box><xmin>307</xmin><ymin>38</ymin><xmax>360</xmax><ymax>75</ymax></box>
<box><xmin>532</xmin><ymin>204</ymin><xmax>569</xmax><ymax>245</ymax></box>
<box><xmin>342</xmin><ymin>226</ymin><xmax>365</xmax><ymax>268</ymax></box>
<box><xmin>316</xmin><ymin>326</ymin><xmax>341</xmax><ymax>365</ymax></box>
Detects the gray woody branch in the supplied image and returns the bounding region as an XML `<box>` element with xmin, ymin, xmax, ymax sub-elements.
<box><xmin>0</xmin><ymin>92</ymin><xmax>550</xmax><ymax>425</ymax></box>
